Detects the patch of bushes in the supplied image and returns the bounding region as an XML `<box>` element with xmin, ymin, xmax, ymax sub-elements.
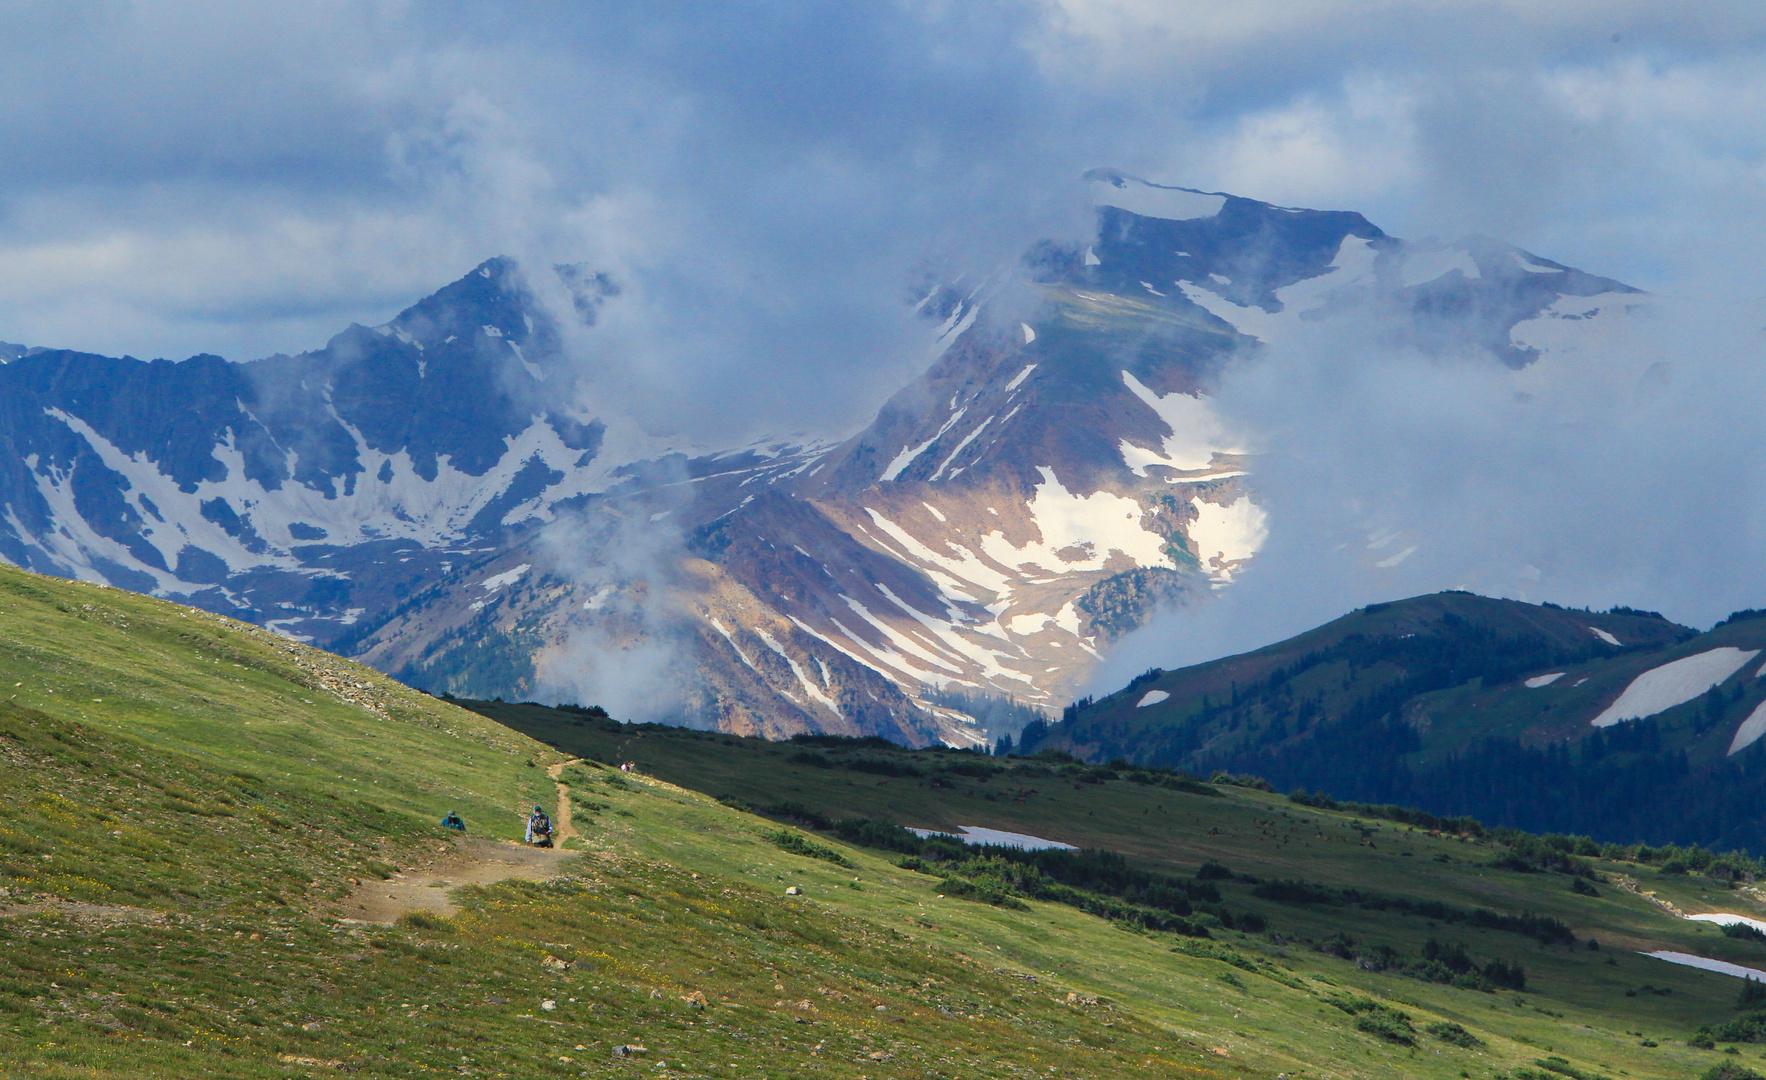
<box><xmin>1425</xmin><ymin>1021</ymin><xmax>1483</xmax><ymax>1048</ymax></box>
<box><xmin>1288</xmin><ymin>790</ymin><xmax>1486</xmax><ymax>836</ymax></box>
<box><xmin>1250</xmin><ymin>876</ymin><xmax>1573</xmax><ymax>946</ymax></box>
<box><xmin>767</xmin><ymin>830</ymin><xmax>853</xmax><ymax>868</ymax></box>
<box><xmin>395</xmin><ymin>911</ymin><xmax>455</xmax><ymax>933</ymax></box>
<box><xmin>1742</xmin><ymin>978</ymin><xmax>1766</xmax><ymax>1009</ymax></box>
<box><xmin>1696</xmin><ymin>1012</ymin><xmax>1766</xmax><ymax>1045</ymax></box>
<box><xmin>1519</xmin><ymin>1056</ymin><xmax>1610</xmax><ymax>1080</ymax></box>
<box><xmin>1702</xmin><ymin>1064</ymin><xmax>1766</xmax><ymax>1080</ymax></box>
<box><xmin>1326</xmin><ymin>995</ymin><xmax>1415</xmax><ymax>1045</ymax></box>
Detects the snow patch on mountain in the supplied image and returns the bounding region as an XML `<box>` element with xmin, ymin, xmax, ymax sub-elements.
<box><xmin>1591</xmin><ymin>647</ymin><xmax>1761</xmax><ymax>728</ymax></box>
<box><xmin>880</xmin><ymin>408</ymin><xmax>966</xmax><ymax>482</ymax></box>
<box><xmin>480</xmin><ymin>564</ymin><xmax>529</xmax><ymax>590</ymax></box>
<box><xmin>1089</xmin><ymin>174</ymin><xmax>1227</xmax><ymax>222</ymax></box>
<box><xmin>1525</xmin><ymin>672</ymin><xmax>1565</xmax><ymax>688</ymax></box>
<box><xmin>1729</xmin><ymin>700</ymin><xmax>1766</xmax><ymax>755</ymax></box>
<box><xmin>1188</xmin><ymin>496</ymin><xmax>1268</xmax><ymax>582</ymax></box>
<box><xmin>1400</xmin><ymin>245</ymin><xmax>1481</xmax><ymax>287</ymax></box>
<box><xmin>860</xmin><ymin>508</ymin><xmax>1010</xmax><ymax>600</ymax></box>
<box><xmin>754</xmin><ymin>627</ymin><xmax>839</xmax><ymax>713</ymax></box>
<box><xmin>1116</xmin><ymin>371</ymin><xmax>1242</xmax><ymax>475</ymax></box>
<box><xmin>1179</xmin><ymin>235</ymin><xmax>1380</xmax><ymax>347</ymax></box>
<box><xmin>980</xmin><ymin>467</ymin><xmax>1169</xmax><ymax>575</ymax></box>
<box><xmin>930</xmin><ymin>418</ymin><xmax>991</xmax><ymax>481</ymax></box>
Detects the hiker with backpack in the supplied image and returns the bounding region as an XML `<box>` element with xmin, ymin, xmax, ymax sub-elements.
<box><xmin>526</xmin><ymin>804</ymin><xmax>553</xmax><ymax>847</ymax></box>
<box><xmin>440</xmin><ymin>810</ymin><xmax>466</xmax><ymax>832</ymax></box>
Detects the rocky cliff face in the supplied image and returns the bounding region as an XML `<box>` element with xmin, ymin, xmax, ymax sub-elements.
<box><xmin>0</xmin><ymin>175</ymin><xmax>1643</xmax><ymax>745</ymax></box>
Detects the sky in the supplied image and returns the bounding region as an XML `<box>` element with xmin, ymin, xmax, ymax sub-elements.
<box><xmin>4</xmin><ymin>1</ymin><xmax>1765</xmax><ymax>438</ymax></box>
<box><xmin>5</xmin><ymin>1</ymin><xmax>1766</xmax><ymax>686</ymax></box>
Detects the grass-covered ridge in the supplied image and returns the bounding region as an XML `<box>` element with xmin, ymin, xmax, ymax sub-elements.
<box><xmin>5</xmin><ymin>551</ymin><xmax>1766</xmax><ymax>1078</ymax></box>
<box><xmin>473</xmin><ymin>696</ymin><xmax>1766</xmax><ymax>1078</ymax></box>
<box><xmin>1028</xmin><ymin>590</ymin><xmax>1766</xmax><ymax>851</ymax></box>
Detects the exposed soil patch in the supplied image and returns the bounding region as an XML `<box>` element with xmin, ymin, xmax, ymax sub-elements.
<box><xmin>0</xmin><ymin>894</ymin><xmax>168</xmax><ymax>926</ymax></box>
<box><xmin>337</xmin><ymin>760</ymin><xmax>586</xmax><ymax>924</ymax></box>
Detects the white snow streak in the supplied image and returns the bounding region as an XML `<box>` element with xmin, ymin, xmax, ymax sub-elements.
<box><xmin>1090</xmin><ymin>178</ymin><xmax>1225</xmax><ymax>221</ymax></box>
<box><xmin>1646</xmin><ymin>951</ymin><xmax>1766</xmax><ymax>982</ymax></box>
<box><xmin>1729</xmin><ymin>700</ymin><xmax>1766</xmax><ymax>755</ymax></box>
<box><xmin>908</xmin><ymin>825</ymin><xmax>1076</xmax><ymax>851</ymax></box>
<box><xmin>480</xmin><ymin>564</ymin><xmax>529</xmax><ymax>591</ymax></box>
<box><xmin>880</xmin><ymin>408</ymin><xmax>967</xmax><ymax>482</ymax></box>
<box><xmin>1590</xmin><ymin>647</ymin><xmax>1761</xmax><ymax>728</ymax></box>
<box><xmin>1117</xmin><ymin>370</ymin><xmax>1242</xmax><ymax>475</ymax></box>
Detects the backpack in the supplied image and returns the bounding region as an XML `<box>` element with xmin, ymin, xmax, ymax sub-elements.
<box><xmin>532</xmin><ymin>812</ymin><xmax>551</xmax><ymax>833</ymax></box>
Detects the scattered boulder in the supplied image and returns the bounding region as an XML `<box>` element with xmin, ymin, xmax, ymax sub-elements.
<box><xmin>1064</xmin><ymin>992</ymin><xmax>1099</xmax><ymax>1007</ymax></box>
<box><xmin>541</xmin><ymin>1000</ymin><xmax>557</xmax><ymax>1011</ymax></box>
<box><xmin>541</xmin><ymin>953</ymin><xmax>572</xmax><ymax>970</ymax></box>
<box><xmin>682</xmin><ymin>991</ymin><xmax>707</xmax><ymax>1008</ymax></box>
<box><xmin>611</xmin><ymin>1044</ymin><xmax>648</xmax><ymax>1059</ymax></box>
<box><xmin>785</xmin><ymin>886</ymin><xmax>802</xmax><ymax>896</ymax></box>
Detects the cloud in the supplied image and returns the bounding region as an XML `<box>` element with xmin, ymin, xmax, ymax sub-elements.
<box><xmin>6</xmin><ymin>1</ymin><xmax>1766</xmax><ymax>685</ymax></box>
<box><xmin>1091</xmin><ymin>287</ymin><xmax>1766</xmax><ymax>689</ymax></box>
<box><xmin>5</xmin><ymin>2</ymin><xmax>1763</xmax><ymax>438</ymax></box>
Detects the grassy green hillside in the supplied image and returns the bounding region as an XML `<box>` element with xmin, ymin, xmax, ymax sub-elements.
<box><xmin>9</xmin><ymin>555</ymin><xmax>1766</xmax><ymax>1079</ymax></box>
<box><xmin>473</xmin><ymin>696</ymin><xmax>1766</xmax><ymax>1079</ymax></box>
<box><xmin>1027</xmin><ymin>592</ymin><xmax>1766</xmax><ymax>850</ymax></box>
<box><xmin>0</xmin><ymin>564</ymin><xmax>560</xmax><ymax>840</ymax></box>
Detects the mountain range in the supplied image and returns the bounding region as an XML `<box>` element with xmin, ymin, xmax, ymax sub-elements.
<box><xmin>0</xmin><ymin>172</ymin><xmax>1645</xmax><ymax>744</ymax></box>
<box><xmin>1032</xmin><ymin>591</ymin><xmax>1766</xmax><ymax>850</ymax></box>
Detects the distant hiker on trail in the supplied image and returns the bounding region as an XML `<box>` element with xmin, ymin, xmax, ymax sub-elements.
<box><xmin>526</xmin><ymin>804</ymin><xmax>552</xmax><ymax>846</ymax></box>
<box><xmin>441</xmin><ymin>810</ymin><xmax>466</xmax><ymax>832</ymax></box>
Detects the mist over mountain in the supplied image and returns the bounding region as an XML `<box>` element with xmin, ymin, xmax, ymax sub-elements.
<box><xmin>5</xmin><ymin>3</ymin><xmax>1766</xmax><ymax>747</ymax></box>
<box><xmin>0</xmin><ymin>172</ymin><xmax>1720</xmax><ymax>750</ymax></box>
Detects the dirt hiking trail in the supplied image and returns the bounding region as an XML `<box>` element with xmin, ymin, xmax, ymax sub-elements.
<box><xmin>546</xmin><ymin>759</ymin><xmax>580</xmax><ymax>846</ymax></box>
<box><xmin>338</xmin><ymin>759</ymin><xmax>584</xmax><ymax>925</ymax></box>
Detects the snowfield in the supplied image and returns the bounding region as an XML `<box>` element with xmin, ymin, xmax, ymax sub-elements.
<box><xmin>1687</xmin><ymin>913</ymin><xmax>1766</xmax><ymax>935</ymax></box>
<box><xmin>1589</xmin><ymin>647</ymin><xmax>1761</xmax><ymax>728</ymax></box>
<box><xmin>1136</xmin><ymin>690</ymin><xmax>1170</xmax><ymax>707</ymax></box>
<box><xmin>909</xmin><ymin>825</ymin><xmax>1076</xmax><ymax>851</ymax></box>
<box><xmin>1728</xmin><ymin>700</ymin><xmax>1766</xmax><ymax>755</ymax></box>
<box><xmin>1524</xmin><ymin>673</ymin><xmax>1564</xmax><ymax>688</ymax></box>
<box><xmin>1646</xmin><ymin>951</ymin><xmax>1766</xmax><ymax>982</ymax></box>
<box><xmin>1089</xmin><ymin>176</ymin><xmax>1225</xmax><ymax>221</ymax></box>
<box><xmin>1116</xmin><ymin>370</ymin><xmax>1242</xmax><ymax>475</ymax></box>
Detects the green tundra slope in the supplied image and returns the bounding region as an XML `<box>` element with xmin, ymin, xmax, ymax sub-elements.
<box><xmin>5</xmin><ymin>554</ymin><xmax>1766</xmax><ymax>1080</ymax></box>
<box><xmin>476</xmin><ymin>696</ymin><xmax>1766</xmax><ymax>1079</ymax></box>
<box><xmin>1024</xmin><ymin>591</ymin><xmax>1766</xmax><ymax>850</ymax></box>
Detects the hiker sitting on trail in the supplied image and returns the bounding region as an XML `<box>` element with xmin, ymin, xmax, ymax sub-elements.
<box><xmin>440</xmin><ymin>810</ymin><xmax>466</xmax><ymax>832</ymax></box>
<box><xmin>526</xmin><ymin>805</ymin><xmax>551</xmax><ymax>844</ymax></box>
